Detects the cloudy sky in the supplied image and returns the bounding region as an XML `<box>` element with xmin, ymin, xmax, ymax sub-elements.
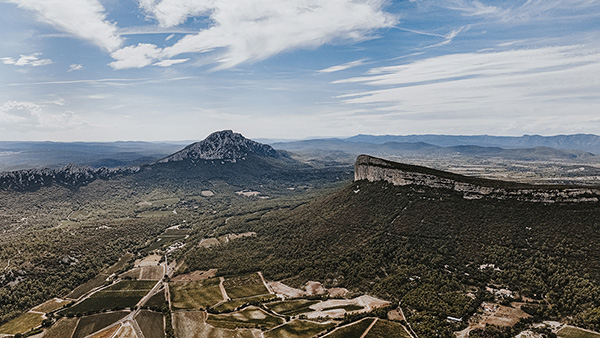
<box><xmin>1</xmin><ymin>0</ymin><xmax>599</xmax><ymax>141</ymax></box>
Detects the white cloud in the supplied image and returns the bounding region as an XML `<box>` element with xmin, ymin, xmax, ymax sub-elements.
<box><xmin>0</xmin><ymin>101</ymin><xmax>86</xmax><ymax>131</ymax></box>
<box><xmin>318</xmin><ymin>59</ymin><xmax>369</xmax><ymax>73</ymax></box>
<box><xmin>334</xmin><ymin>45</ymin><xmax>600</xmax><ymax>132</ymax></box>
<box><xmin>112</xmin><ymin>0</ymin><xmax>396</xmax><ymax>69</ymax></box>
<box><xmin>138</xmin><ymin>0</ymin><xmax>214</xmax><ymax>28</ymax></box>
<box><xmin>153</xmin><ymin>58</ymin><xmax>190</xmax><ymax>67</ymax></box>
<box><xmin>1</xmin><ymin>53</ymin><xmax>52</xmax><ymax>66</ymax></box>
<box><xmin>109</xmin><ymin>43</ymin><xmax>162</xmax><ymax>69</ymax></box>
<box><xmin>7</xmin><ymin>0</ymin><xmax>122</xmax><ymax>52</ymax></box>
<box><xmin>69</xmin><ymin>64</ymin><xmax>83</xmax><ymax>71</ymax></box>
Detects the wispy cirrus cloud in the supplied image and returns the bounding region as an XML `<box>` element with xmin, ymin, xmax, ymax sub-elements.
<box><xmin>109</xmin><ymin>0</ymin><xmax>396</xmax><ymax>70</ymax></box>
<box><xmin>6</xmin><ymin>0</ymin><xmax>122</xmax><ymax>52</ymax></box>
<box><xmin>334</xmin><ymin>44</ymin><xmax>600</xmax><ymax>133</ymax></box>
<box><xmin>438</xmin><ymin>0</ymin><xmax>600</xmax><ymax>22</ymax></box>
<box><xmin>1</xmin><ymin>53</ymin><xmax>52</xmax><ymax>67</ymax></box>
<box><xmin>318</xmin><ymin>59</ymin><xmax>369</xmax><ymax>73</ymax></box>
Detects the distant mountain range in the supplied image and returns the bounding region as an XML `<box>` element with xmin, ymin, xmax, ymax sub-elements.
<box><xmin>273</xmin><ymin>138</ymin><xmax>597</xmax><ymax>162</ymax></box>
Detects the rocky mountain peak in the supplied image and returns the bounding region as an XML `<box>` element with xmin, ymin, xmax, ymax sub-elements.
<box><xmin>158</xmin><ymin>130</ymin><xmax>280</xmax><ymax>163</ymax></box>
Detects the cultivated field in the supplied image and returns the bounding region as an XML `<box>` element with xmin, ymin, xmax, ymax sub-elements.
<box><xmin>106</xmin><ymin>280</ymin><xmax>156</xmax><ymax>291</ymax></box>
<box><xmin>43</xmin><ymin>317</ymin><xmax>79</xmax><ymax>338</ymax></box>
<box><xmin>135</xmin><ymin>310</ymin><xmax>165</xmax><ymax>338</ymax></box>
<box><xmin>66</xmin><ymin>273</ymin><xmax>111</xmax><ymax>300</ymax></box>
<box><xmin>31</xmin><ymin>298</ymin><xmax>70</xmax><ymax>314</ymax></box>
<box><xmin>61</xmin><ymin>289</ymin><xmax>147</xmax><ymax>315</ymax></box>
<box><xmin>89</xmin><ymin>324</ymin><xmax>121</xmax><ymax>338</ymax></box>
<box><xmin>322</xmin><ymin>318</ymin><xmax>375</xmax><ymax>338</ymax></box>
<box><xmin>213</xmin><ymin>294</ymin><xmax>278</xmax><ymax>313</ymax></box>
<box><xmin>264</xmin><ymin>319</ymin><xmax>335</xmax><ymax>338</ymax></box>
<box><xmin>223</xmin><ymin>273</ymin><xmax>270</xmax><ymax>299</ymax></box>
<box><xmin>71</xmin><ymin>311</ymin><xmax>128</xmax><ymax>338</ymax></box>
<box><xmin>171</xmin><ymin>269</ymin><xmax>217</xmax><ymax>282</ymax></box>
<box><xmin>265</xmin><ymin>300</ymin><xmax>320</xmax><ymax>317</ymax></box>
<box><xmin>113</xmin><ymin>322</ymin><xmax>139</xmax><ymax>338</ymax></box>
<box><xmin>364</xmin><ymin>319</ymin><xmax>411</xmax><ymax>338</ymax></box>
<box><xmin>170</xmin><ymin>278</ymin><xmax>224</xmax><ymax>310</ymax></box>
<box><xmin>558</xmin><ymin>326</ymin><xmax>600</xmax><ymax>338</ymax></box>
<box><xmin>0</xmin><ymin>312</ymin><xmax>44</xmax><ymax>335</ymax></box>
<box><xmin>206</xmin><ymin>306</ymin><xmax>284</xmax><ymax>330</ymax></box>
<box><xmin>172</xmin><ymin>311</ymin><xmax>261</xmax><ymax>338</ymax></box>
<box><xmin>144</xmin><ymin>290</ymin><xmax>167</xmax><ymax>308</ymax></box>
<box><xmin>66</xmin><ymin>253</ymin><xmax>134</xmax><ymax>300</ymax></box>
<box><xmin>140</xmin><ymin>266</ymin><xmax>164</xmax><ymax>280</ymax></box>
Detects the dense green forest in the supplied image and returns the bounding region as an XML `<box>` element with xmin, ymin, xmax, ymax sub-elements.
<box><xmin>180</xmin><ymin>180</ymin><xmax>600</xmax><ymax>336</ymax></box>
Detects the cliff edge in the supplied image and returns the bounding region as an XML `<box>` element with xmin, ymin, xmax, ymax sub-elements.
<box><xmin>354</xmin><ymin>154</ymin><xmax>600</xmax><ymax>203</ymax></box>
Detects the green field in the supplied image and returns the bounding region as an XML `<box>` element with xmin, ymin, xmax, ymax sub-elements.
<box><xmin>364</xmin><ymin>319</ymin><xmax>411</xmax><ymax>338</ymax></box>
<box><xmin>323</xmin><ymin>318</ymin><xmax>375</xmax><ymax>338</ymax></box>
<box><xmin>135</xmin><ymin>310</ymin><xmax>165</xmax><ymax>338</ymax></box>
<box><xmin>71</xmin><ymin>311</ymin><xmax>128</xmax><ymax>338</ymax></box>
<box><xmin>0</xmin><ymin>312</ymin><xmax>44</xmax><ymax>335</ymax></box>
<box><xmin>558</xmin><ymin>326</ymin><xmax>600</xmax><ymax>338</ymax></box>
<box><xmin>265</xmin><ymin>299</ymin><xmax>320</xmax><ymax>316</ymax></box>
<box><xmin>170</xmin><ymin>278</ymin><xmax>224</xmax><ymax>310</ymax></box>
<box><xmin>264</xmin><ymin>319</ymin><xmax>335</xmax><ymax>338</ymax></box>
<box><xmin>207</xmin><ymin>306</ymin><xmax>284</xmax><ymax>330</ymax></box>
<box><xmin>212</xmin><ymin>294</ymin><xmax>278</xmax><ymax>313</ymax></box>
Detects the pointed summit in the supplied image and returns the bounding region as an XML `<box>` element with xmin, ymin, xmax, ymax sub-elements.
<box><xmin>158</xmin><ymin>130</ymin><xmax>280</xmax><ymax>163</ymax></box>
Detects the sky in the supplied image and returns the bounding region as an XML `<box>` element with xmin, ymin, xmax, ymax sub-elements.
<box><xmin>0</xmin><ymin>0</ymin><xmax>599</xmax><ymax>141</ymax></box>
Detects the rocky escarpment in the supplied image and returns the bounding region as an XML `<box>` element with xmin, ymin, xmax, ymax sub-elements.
<box><xmin>355</xmin><ymin>155</ymin><xmax>600</xmax><ymax>203</ymax></box>
<box><xmin>158</xmin><ymin>130</ymin><xmax>281</xmax><ymax>163</ymax></box>
<box><xmin>0</xmin><ymin>164</ymin><xmax>139</xmax><ymax>191</ymax></box>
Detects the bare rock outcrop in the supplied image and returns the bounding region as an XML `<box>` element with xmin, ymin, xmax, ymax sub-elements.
<box><xmin>158</xmin><ymin>130</ymin><xmax>280</xmax><ymax>163</ymax></box>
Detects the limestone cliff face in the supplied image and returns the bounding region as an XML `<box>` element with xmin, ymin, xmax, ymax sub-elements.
<box><xmin>354</xmin><ymin>155</ymin><xmax>600</xmax><ymax>203</ymax></box>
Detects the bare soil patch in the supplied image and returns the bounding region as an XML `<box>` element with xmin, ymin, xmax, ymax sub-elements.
<box><xmin>268</xmin><ymin>282</ymin><xmax>307</xmax><ymax>298</ymax></box>
<box><xmin>304</xmin><ymin>281</ymin><xmax>326</xmax><ymax>295</ymax></box>
<box><xmin>481</xmin><ymin>302</ymin><xmax>530</xmax><ymax>327</ymax></box>
<box><xmin>328</xmin><ymin>288</ymin><xmax>349</xmax><ymax>298</ymax></box>
<box><xmin>135</xmin><ymin>255</ymin><xmax>162</xmax><ymax>267</ymax></box>
<box><xmin>113</xmin><ymin>322</ymin><xmax>139</xmax><ymax>338</ymax></box>
<box><xmin>89</xmin><ymin>324</ymin><xmax>121</xmax><ymax>338</ymax></box>
<box><xmin>140</xmin><ymin>266</ymin><xmax>164</xmax><ymax>280</ymax></box>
